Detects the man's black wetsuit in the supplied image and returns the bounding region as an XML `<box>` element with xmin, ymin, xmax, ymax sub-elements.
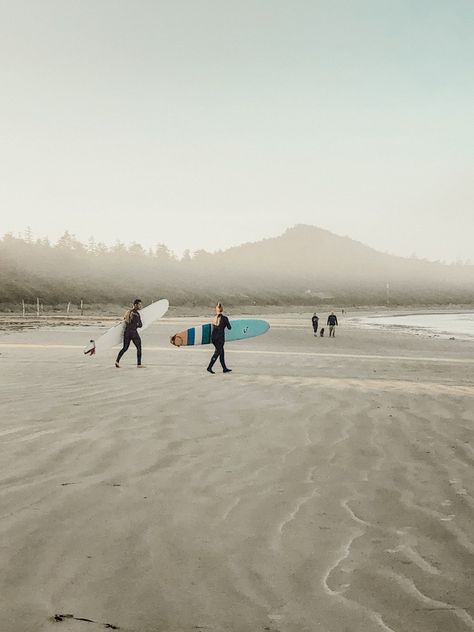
<box><xmin>312</xmin><ymin>315</ymin><xmax>319</xmax><ymax>334</ymax></box>
<box><xmin>116</xmin><ymin>310</ymin><xmax>143</xmax><ymax>365</ymax></box>
<box><xmin>208</xmin><ymin>315</ymin><xmax>231</xmax><ymax>371</ymax></box>
<box><xmin>327</xmin><ymin>313</ymin><xmax>338</xmax><ymax>338</ymax></box>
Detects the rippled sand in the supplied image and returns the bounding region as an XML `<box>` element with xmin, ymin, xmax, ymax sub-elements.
<box><xmin>1</xmin><ymin>317</ymin><xmax>474</xmax><ymax>632</ymax></box>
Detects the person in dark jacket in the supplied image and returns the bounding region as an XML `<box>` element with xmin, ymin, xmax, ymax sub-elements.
<box><xmin>327</xmin><ymin>311</ymin><xmax>338</xmax><ymax>337</ymax></box>
<box><xmin>207</xmin><ymin>302</ymin><xmax>232</xmax><ymax>374</ymax></box>
<box><xmin>311</xmin><ymin>313</ymin><xmax>319</xmax><ymax>336</ymax></box>
<box><xmin>115</xmin><ymin>299</ymin><xmax>144</xmax><ymax>367</ymax></box>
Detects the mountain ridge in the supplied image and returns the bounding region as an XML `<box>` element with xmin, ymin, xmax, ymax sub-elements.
<box><xmin>1</xmin><ymin>224</ymin><xmax>473</xmax><ymax>306</ymax></box>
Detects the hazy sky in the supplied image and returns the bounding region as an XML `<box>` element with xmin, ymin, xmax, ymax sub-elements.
<box><xmin>1</xmin><ymin>0</ymin><xmax>473</xmax><ymax>261</ymax></box>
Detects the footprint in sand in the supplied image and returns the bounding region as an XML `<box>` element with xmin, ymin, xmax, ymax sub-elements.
<box><xmin>439</xmin><ymin>514</ymin><xmax>456</xmax><ymax>522</ymax></box>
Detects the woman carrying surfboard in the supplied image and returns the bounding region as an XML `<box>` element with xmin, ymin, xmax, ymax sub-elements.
<box><xmin>115</xmin><ymin>299</ymin><xmax>144</xmax><ymax>368</ymax></box>
<box><xmin>207</xmin><ymin>303</ymin><xmax>232</xmax><ymax>374</ymax></box>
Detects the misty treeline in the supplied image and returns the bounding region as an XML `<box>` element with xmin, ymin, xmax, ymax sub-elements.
<box><xmin>1</xmin><ymin>226</ymin><xmax>474</xmax><ymax>309</ymax></box>
<box><xmin>0</xmin><ymin>230</ymin><xmax>207</xmax><ymax>307</ymax></box>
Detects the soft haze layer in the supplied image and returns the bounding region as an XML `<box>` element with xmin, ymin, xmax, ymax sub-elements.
<box><xmin>0</xmin><ymin>0</ymin><xmax>473</xmax><ymax>260</ymax></box>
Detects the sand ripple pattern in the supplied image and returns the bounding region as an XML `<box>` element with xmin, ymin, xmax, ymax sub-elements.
<box><xmin>1</xmin><ymin>340</ymin><xmax>474</xmax><ymax>632</ymax></box>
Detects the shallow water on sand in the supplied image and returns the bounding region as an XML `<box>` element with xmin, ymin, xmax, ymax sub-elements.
<box><xmin>361</xmin><ymin>312</ymin><xmax>474</xmax><ymax>340</ymax></box>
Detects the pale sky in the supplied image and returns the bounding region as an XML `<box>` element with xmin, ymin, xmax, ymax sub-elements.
<box><xmin>1</xmin><ymin>0</ymin><xmax>473</xmax><ymax>261</ymax></box>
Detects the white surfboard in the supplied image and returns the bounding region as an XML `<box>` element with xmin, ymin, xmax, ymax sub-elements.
<box><xmin>84</xmin><ymin>299</ymin><xmax>169</xmax><ymax>356</ymax></box>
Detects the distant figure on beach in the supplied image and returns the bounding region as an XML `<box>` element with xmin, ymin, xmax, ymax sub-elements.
<box><xmin>327</xmin><ymin>312</ymin><xmax>338</xmax><ymax>337</ymax></box>
<box><xmin>311</xmin><ymin>313</ymin><xmax>319</xmax><ymax>336</ymax></box>
<box><xmin>207</xmin><ymin>303</ymin><xmax>232</xmax><ymax>374</ymax></box>
<box><xmin>115</xmin><ymin>299</ymin><xmax>144</xmax><ymax>368</ymax></box>
<box><xmin>320</xmin><ymin>327</ymin><xmax>325</xmax><ymax>337</ymax></box>
<box><xmin>342</xmin><ymin>309</ymin><xmax>345</xmax><ymax>316</ymax></box>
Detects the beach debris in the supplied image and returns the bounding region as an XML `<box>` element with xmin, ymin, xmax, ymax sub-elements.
<box><xmin>51</xmin><ymin>613</ymin><xmax>119</xmax><ymax>629</ymax></box>
<box><xmin>53</xmin><ymin>615</ymin><xmax>74</xmax><ymax>621</ymax></box>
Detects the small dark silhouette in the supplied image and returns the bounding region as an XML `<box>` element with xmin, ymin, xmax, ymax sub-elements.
<box><xmin>320</xmin><ymin>327</ymin><xmax>325</xmax><ymax>337</ymax></box>
<box><xmin>327</xmin><ymin>311</ymin><xmax>338</xmax><ymax>337</ymax></box>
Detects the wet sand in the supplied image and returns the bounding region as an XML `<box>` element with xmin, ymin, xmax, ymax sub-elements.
<box><xmin>1</xmin><ymin>316</ymin><xmax>473</xmax><ymax>632</ymax></box>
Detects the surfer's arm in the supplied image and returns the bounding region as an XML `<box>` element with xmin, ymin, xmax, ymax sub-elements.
<box><xmin>137</xmin><ymin>313</ymin><xmax>143</xmax><ymax>328</ymax></box>
<box><xmin>225</xmin><ymin>316</ymin><xmax>231</xmax><ymax>330</ymax></box>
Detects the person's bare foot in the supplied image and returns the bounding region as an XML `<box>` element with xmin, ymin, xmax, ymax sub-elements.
<box><xmin>137</xmin><ymin>364</ymin><xmax>146</xmax><ymax>368</ymax></box>
<box><xmin>115</xmin><ymin>362</ymin><xmax>120</xmax><ymax>368</ymax></box>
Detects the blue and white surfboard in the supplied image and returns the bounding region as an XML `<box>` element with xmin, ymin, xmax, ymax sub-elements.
<box><xmin>170</xmin><ymin>319</ymin><xmax>270</xmax><ymax>347</ymax></box>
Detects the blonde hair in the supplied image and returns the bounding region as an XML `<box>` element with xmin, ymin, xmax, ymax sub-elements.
<box><xmin>213</xmin><ymin>302</ymin><xmax>223</xmax><ymax>326</ymax></box>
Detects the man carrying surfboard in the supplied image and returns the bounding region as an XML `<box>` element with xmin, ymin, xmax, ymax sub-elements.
<box><xmin>207</xmin><ymin>303</ymin><xmax>232</xmax><ymax>374</ymax></box>
<box><xmin>115</xmin><ymin>299</ymin><xmax>144</xmax><ymax>368</ymax></box>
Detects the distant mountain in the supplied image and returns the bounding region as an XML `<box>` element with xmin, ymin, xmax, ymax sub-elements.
<box><xmin>1</xmin><ymin>225</ymin><xmax>474</xmax><ymax>307</ymax></box>
<box><xmin>211</xmin><ymin>224</ymin><xmax>390</xmax><ymax>278</ymax></box>
<box><xmin>190</xmin><ymin>225</ymin><xmax>474</xmax><ymax>304</ymax></box>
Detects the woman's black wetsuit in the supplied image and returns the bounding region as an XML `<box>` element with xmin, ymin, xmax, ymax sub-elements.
<box><xmin>207</xmin><ymin>315</ymin><xmax>231</xmax><ymax>372</ymax></box>
<box><xmin>116</xmin><ymin>310</ymin><xmax>143</xmax><ymax>365</ymax></box>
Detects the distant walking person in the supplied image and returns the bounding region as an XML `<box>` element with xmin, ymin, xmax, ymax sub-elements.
<box><xmin>207</xmin><ymin>303</ymin><xmax>232</xmax><ymax>374</ymax></box>
<box><xmin>311</xmin><ymin>313</ymin><xmax>319</xmax><ymax>336</ymax></box>
<box><xmin>327</xmin><ymin>311</ymin><xmax>338</xmax><ymax>337</ymax></box>
<box><xmin>115</xmin><ymin>299</ymin><xmax>144</xmax><ymax>367</ymax></box>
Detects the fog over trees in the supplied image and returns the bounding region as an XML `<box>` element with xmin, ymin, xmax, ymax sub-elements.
<box><xmin>1</xmin><ymin>225</ymin><xmax>474</xmax><ymax>309</ymax></box>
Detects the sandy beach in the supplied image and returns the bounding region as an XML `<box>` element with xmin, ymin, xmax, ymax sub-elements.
<box><xmin>1</xmin><ymin>314</ymin><xmax>473</xmax><ymax>632</ymax></box>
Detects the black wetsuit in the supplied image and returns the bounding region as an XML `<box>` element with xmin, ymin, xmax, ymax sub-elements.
<box><xmin>116</xmin><ymin>310</ymin><xmax>143</xmax><ymax>365</ymax></box>
<box><xmin>312</xmin><ymin>316</ymin><xmax>319</xmax><ymax>333</ymax></box>
<box><xmin>327</xmin><ymin>313</ymin><xmax>338</xmax><ymax>338</ymax></box>
<box><xmin>208</xmin><ymin>315</ymin><xmax>231</xmax><ymax>371</ymax></box>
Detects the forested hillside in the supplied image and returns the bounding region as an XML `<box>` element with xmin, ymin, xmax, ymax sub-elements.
<box><xmin>1</xmin><ymin>226</ymin><xmax>473</xmax><ymax>308</ymax></box>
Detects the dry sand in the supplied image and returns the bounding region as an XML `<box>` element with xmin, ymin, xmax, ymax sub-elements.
<box><xmin>1</xmin><ymin>315</ymin><xmax>473</xmax><ymax>632</ymax></box>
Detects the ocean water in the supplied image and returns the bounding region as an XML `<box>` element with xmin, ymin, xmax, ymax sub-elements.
<box><xmin>360</xmin><ymin>312</ymin><xmax>474</xmax><ymax>339</ymax></box>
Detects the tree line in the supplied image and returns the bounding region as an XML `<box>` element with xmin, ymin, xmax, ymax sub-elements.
<box><xmin>2</xmin><ymin>227</ymin><xmax>474</xmax><ymax>309</ymax></box>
